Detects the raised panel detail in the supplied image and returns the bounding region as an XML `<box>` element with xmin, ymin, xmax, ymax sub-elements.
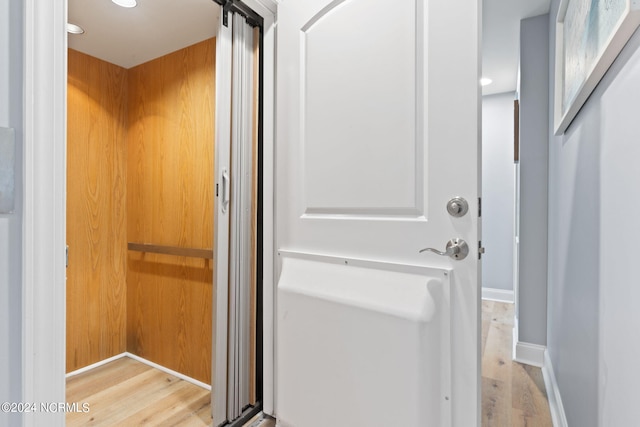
<box><xmin>301</xmin><ymin>0</ymin><xmax>423</xmax><ymax>217</ymax></box>
<box><xmin>276</xmin><ymin>252</ymin><xmax>451</xmax><ymax>426</ymax></box>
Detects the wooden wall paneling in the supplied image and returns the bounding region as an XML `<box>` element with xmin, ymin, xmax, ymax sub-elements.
<box><xmin>126</xmin><ymin>254</ymin><xmax>213</xmax><ymax>382</ymax></box>
<box><xmin>66</xmin><ymin>49</ymin><xmax>128</xmax><ymax>372</ymax></box>
<box><xmin>126</xmin><ymin>38</ymin><xmax>216</xmax><ymax>384</ymax></box>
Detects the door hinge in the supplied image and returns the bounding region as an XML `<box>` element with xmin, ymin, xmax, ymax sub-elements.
<box><xmin>478</xmin><ymin>197</ymin><xmax>482</xmax><ymax>217</ymax></box>
<box><xmin>478</xmin><ymin>241</ymin><xmax>485</xmax><ymax>260</ymax></box>
<box><xmin>66</xmin><ymin>245</ymin><xmax>69</xmax><ymax>268</ymax></box>
<box><xmin>216</xmin><ymin>183</ymin><xmax>219</xmax><ymax>197</ymax></box>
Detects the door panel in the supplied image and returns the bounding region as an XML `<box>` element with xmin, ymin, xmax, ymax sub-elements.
<box><xmin>301</xmin><ymin>0</ymin><xmax>419</xmax><ymax>215</ymax></box>
<box><xmin>277</xmin><ymin>0</ymin><xmax>480</xmax><ymax>265</ymax></box>
<box><xmin>276</xmin><ymin>0</ymin><xmax>480</xmax><ymax>425</ymax></box>
<box><xmin>277</xmin><ymin>253</ymin><xmax>451</xmax><ymax>427</ymax></box>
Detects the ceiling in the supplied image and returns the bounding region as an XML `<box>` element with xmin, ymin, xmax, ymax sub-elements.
<box><xmin>68</xmin><ymin>0</ymin><xmax>220</xmax><ymax>69</ymax></box>
<box><xmin>482</xmin><ymin>0</ymin><xmax>552</xmax><ymax>95</ymax></box>
<box><xmin>69</xmin><ymin>0</ymin><xmax>551</xmax><ymax>94</ymax></box>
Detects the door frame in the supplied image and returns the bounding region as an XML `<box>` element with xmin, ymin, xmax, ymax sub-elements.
<box><xmin>22</xmin><ymin>0</ymin><xmax>277</xmax><ymax>425</ymax></box>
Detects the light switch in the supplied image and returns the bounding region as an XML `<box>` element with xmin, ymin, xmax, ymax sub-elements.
<box><xmin>0</xmin><ymin>127</ymin><xmax>15</xmax><ymax>213</ymax></box>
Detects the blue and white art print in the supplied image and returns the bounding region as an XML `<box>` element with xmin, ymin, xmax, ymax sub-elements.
<box><xmin>555</xmin><ymin>0</ymin><xmax>640</xmax><ymax>134</ymax></box>
<box><xmin>0</xmin><ymin>127</ymin><xmax>15</xmax><ymax>213</ymax></box>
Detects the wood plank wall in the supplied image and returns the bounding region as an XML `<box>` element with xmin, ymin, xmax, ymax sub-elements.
<box><xmin>126</xmin><ymin>38</ymin><xmax>215</xmax><ymax>384</ymax></box>
<box><xmin>66</xmin><ymin>49</ymin><xmax>128</xmax><ymax>372</ymax></box>
<box><xmin>67</xmin><ymin>39</ymin><xmax>215</xmax><ymax>383</ymax></box>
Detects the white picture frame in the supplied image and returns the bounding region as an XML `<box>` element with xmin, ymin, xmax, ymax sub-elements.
<box><xmin>554</xmin><ymin>0</ymin><xmax>640</xmax><ymax>135</ymax></box>
<box><xmin>0</xmin><ymin>127</ymin><xmax>15</xmax><ymax>213</ymax></box>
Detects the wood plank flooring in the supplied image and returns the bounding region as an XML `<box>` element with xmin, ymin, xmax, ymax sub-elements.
<box><xmin>482</xmin><ymin>300</ymin><xmax>553</xmax><ymax>427</ymax></box>
<box><xmin>67</xmin><ymin>302</ymin><xmax>551</xmax><ymax>426</ymax></box>
<box><xmin>66</xmin><ymin>357</ymin><xmax>211</xmax><ymax>426</ymax></box>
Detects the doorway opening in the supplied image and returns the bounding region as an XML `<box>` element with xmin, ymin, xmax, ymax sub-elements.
<box><xmin>64</xmin><ymin>0</ymin><xmax>264</xmax><ymax>425</ymax></box>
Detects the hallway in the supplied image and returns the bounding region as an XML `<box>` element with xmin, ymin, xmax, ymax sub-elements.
<box><xmin>482</xmin><ymin>301</ymin><xmax>552</xmax><ymax>426</ymax></box>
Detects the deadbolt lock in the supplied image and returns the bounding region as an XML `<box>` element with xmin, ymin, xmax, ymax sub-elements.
<box><xmin>447</xmin><ymin>197</ymin><xmax>469</xmax><ymax>217</ymax></box>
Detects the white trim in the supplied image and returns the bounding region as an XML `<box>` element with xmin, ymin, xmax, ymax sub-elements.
<box><xmin>125</xmin><ymin>353</ymin><xmax>211</xmax><ymax>391</ymax></box>
<box><xmin>25</xmin><ymin>0</ymin><xmax>277</xmax><ymax>424</ymax></box>
<box><xmin>511</xmin><ymin>316</ymin><xmax>547</xmax><ymax>368</ymax></box>
<box><xmin>242</xmin><ymin>0</ymin><xmax>277</xmax><ymax>417</ymax></box>
<box><xmin>512</xmin><ymin>316</ymin><xmax>518</xmax><ymax>361</ymax></box>
<box><xmin>513</xmin><ymin>341</ymin><xmax>546</xmax><ymax>367</ymax></box>
<box><xmin>23</xmin><ymin>0</ymin><xmax>67</xmax><ymax>426</ymax></box>
<box><xmin>66</xmin><ymin>353</ymin><xmax>127</xmax><ymax>378</ymax></box>
<box><xmin>65</xmin><ymin>352</ymin><xmax>210</xmax><ymax>391</ymax></box>
<box><xmin>542</xmin><ymin>350</ymin><xmax>569</xmax><ymax>427</ymax></box>
<box><xmin>481</xmin><ymin>287</ymin><xmax>514</xmax><ymax>303</ymax></box>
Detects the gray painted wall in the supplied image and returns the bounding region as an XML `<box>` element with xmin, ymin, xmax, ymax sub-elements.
<box><xmin>518</xmin><ymin>14</ymin><xmax>549</xmax><ymax>346</ymax></box>
<box><xmin>0</xmin><ymin>0</ymin><xmax>23</xmax><ymax>425</ymax></box>
<box><xmin>482</xmin><ymin>92</ymin><xmax>515</xmax><ymax>292</ymax></box>
<box><xmin>547</xmin><ymin>0</ymin><xmax>640</xmax><ymax>425</ymax></box>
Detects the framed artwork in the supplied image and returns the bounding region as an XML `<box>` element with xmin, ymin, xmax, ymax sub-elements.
<box><xmin>0</xmin><ymin>127</ymin><xmax>15</xmax><ymax>213</ymax></box>
<box><xmin>514</xmin><ymin>100</ymin><xmax>520</xmax><ymax>163</ymax></box>
<box><xmin>554</xmin><ymin>0</ymin><xmax>640</xmax><ymax>134</ymax></box>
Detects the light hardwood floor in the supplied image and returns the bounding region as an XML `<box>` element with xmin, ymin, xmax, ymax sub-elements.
<box><xmin>66</xmin><ymin>357</ymin><xmax>211</xmax><ymax>426</ymax></box>
<box><xmin>67</xmin><ymin>301</ymin><xmax>551</xmax><ymax>426</ymax></box>
<box><xmin>482</xmin><ymin>300</ymin><xmax>553</xmax><ymax>426</ymax></box>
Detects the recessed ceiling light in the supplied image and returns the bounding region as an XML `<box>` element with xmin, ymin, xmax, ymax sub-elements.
<box><xmin>112</xmin><ymin>0</ymin><xmax>137</xmax><ymax>8</ymax></box>
<box><xmin>67</xmin><ymin>23</ymin><xmax>85</xmax><ymax>35</ymax></box>
<box><xmin>480</xmin><ymin>77</ymin><xmax>493</xmax><ymax>86</ymax></box>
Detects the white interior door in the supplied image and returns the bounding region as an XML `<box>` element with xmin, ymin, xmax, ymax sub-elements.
<box><xmin>275</xmin><ymin>0</ymin><xmax>481</xmax><ymax>426</ymax></box>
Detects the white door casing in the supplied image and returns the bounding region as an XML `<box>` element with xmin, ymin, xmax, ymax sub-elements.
<box><xmin>275</xmin><ymin>0</ymin><xmax>481</xmax><ymax>426</ymax></box>
<box><xmin>24</xmin><ymin>1</ymin><xmax>277</xmax><ymax>426</ymax></box>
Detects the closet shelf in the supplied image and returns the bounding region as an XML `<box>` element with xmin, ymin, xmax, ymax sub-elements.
<box><xmin>127</xmin><ymin>242</ymin><xmax>213</xmax><ymax>259</ymax></box>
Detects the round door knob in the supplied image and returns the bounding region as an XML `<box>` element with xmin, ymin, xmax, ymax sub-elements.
<box><xmin>447</xmin><ymin>197</ymin><xmax>469</xmax><ymax>217</ymax></box>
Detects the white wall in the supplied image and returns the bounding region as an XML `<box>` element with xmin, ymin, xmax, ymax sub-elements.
<box><xmin>481</xmin><ymin>92</ymin><xmax>515</xmax><ymax>294</ymax></box>
<box><xmin>0</xmin><ymin>0</ymin><xmax>23</xmax><ymax>425</ymax></box>
<box><xmin>547</xmin><ymin>1</ymin><xmax>640</xmax><ymax>425</ymax></box>
<box><xmin>518</xmin><ymin>14</ymin><xmax>549</xmax><ymax>346</ymax></box>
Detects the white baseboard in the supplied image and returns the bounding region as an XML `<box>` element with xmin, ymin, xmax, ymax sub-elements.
<box><xmin>512</xmin><ymin>318</ymin><xmax>518</xmax><ymax>360</ymax></box>
<box><xmin>125</xmin><ymin>352</ymin><xmax>211</xmax><ymax>391</ymax></box>
<box><xmin>482</xmin><ymin>287</ymin><xmax>514</xmax><ymax>303</ymax></box>
<box><xmin>511</xmin><ymin>323</ymin><xmax>565</xmax><ymax>425</ymax></box>
<box><xmin>511</xmin><ymin>318</ymin><xmax>545</xmax><ymax>368</ymax></box>
<box><xmin>65</xmin><ymin>352</ymin><xmax>211</xmax><ymax>391</ymax></box>
<box><xmin>542</xmin><ymin>350</ymin><xmax>568</xmax><ymax>427</ymax></box>
<box><xmin>66</xmin><ymin>353</ymin><xmax>127</xmax><ymax>377</ymax></box>
<box><xmin>513</xmin><ymin>341</ymin><xmax>546</xmax><ymax>367</ymax></box>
